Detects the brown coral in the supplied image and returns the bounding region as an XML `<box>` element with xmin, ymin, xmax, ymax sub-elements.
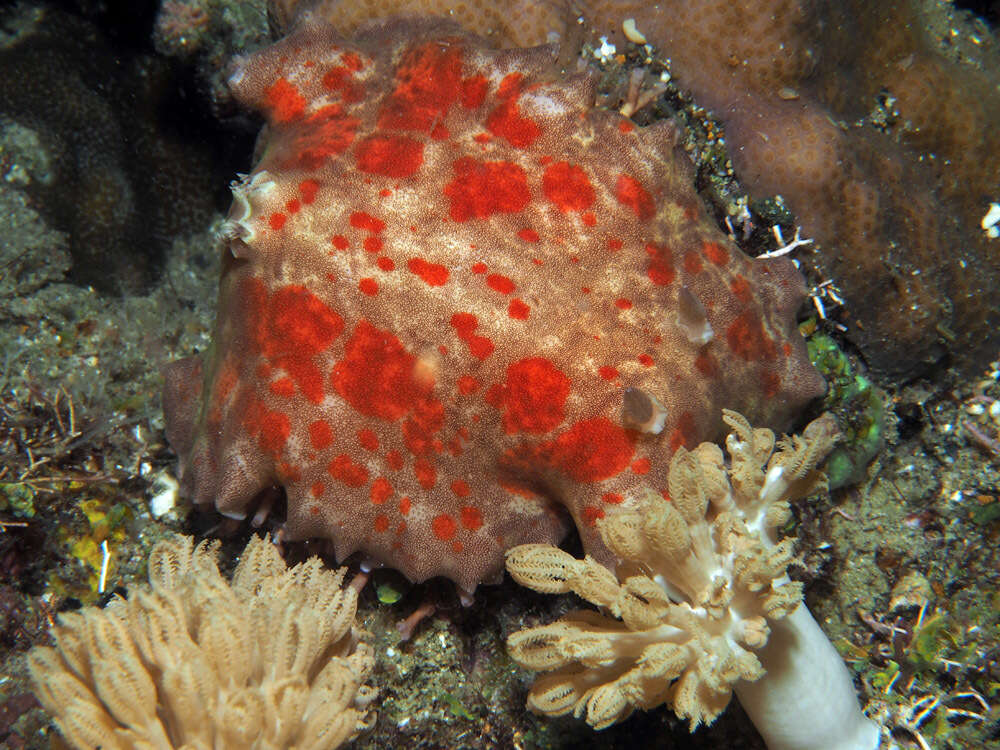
<box><xmin>271</xmin><ymin>0</ymin><xmax>564</xmax><ymax>44</ymax></box>
<box><xmin>0</xmin><ymin>6</ymin><xmax>222</xmax><ymax>293</ymax></box>
<box><xmin>27</xmin><ymin>535</ymin><xmax>376</xmax><ymax>750</ymax></box>
<box><xmin>585</xmin><ymin>1</ymin><xmax>1000</xmax><ymax>378</ymax></box>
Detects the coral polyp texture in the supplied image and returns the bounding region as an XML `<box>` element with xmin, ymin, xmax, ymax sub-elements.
<box><xmin>584</xmin><ymin>0</ymin><xmax>1000</xmax><ymax>378</ymax></box>
<box><xmin>506</xmin><ymin>410</ymin><xmax>879</xmax><ymax>750</ymax></box>
<box><xmin>28</xmin><ymin>535</ymin><xmax>376</xmax><ymax>750</ymax></box>
<box><xmin>163</xmin><ymin>17</ymin><xmax>825</xmax><ymax>590</ymax></box>
<box><xmin>273</xmin><ymin>0</ymin><xmax>564</xmax><ymax>47</ymax></box>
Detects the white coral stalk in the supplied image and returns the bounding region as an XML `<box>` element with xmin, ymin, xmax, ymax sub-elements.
<box><xmin>506</xmin><ymin>410</ymin><xmax>879</xmax><ymax>750</ymax></box>
<box><xmin>736</xmin><ymin>604</ymin><xmax>879</xmax><ymax>750</ymax></box>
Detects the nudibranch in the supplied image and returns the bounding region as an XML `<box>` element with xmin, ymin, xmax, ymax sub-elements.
<box><xmin>163</xmin><ymin>16</ymin><xmax>825</xmax><ymax>590</ymax></box>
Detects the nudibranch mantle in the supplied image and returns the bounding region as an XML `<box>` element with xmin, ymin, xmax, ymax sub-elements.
<box><xmin>163</xmin><ymin>17</ymin><xmax>824</xmax><ymax>590</ymax></box>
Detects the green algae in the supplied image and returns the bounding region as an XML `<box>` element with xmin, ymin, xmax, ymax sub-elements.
<box><xmin>806</xmin><ymin>327</ymin><xmax>887</xmax><ymax>488</ymax></box>
<box><xmin>372</xmin><ymin>568</ymin><xmax>409</xmax><ymax>605</ymax></box>
<box><xmin>0</xmin><ymin>482</ymin><xmax>36</xmax><ymax>519</ymax></box>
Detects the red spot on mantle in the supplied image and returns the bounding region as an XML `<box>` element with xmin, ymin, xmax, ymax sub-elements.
<box><xmin>486</xmin><ymin>274</ymin><xmax>515</xmax><ymax>294</ymax></box>
<box><xmin>548</xmin><ymin>417</ymin><xmax>635</xmax><ymax>483</ymax></box>
<box><xmin>332</xmin><ymin>319</ymin><xmax>433</xmax><ymax>420</ymax></box>
<box><xmin>631</xmin><ymin>457</ymin><xmax>651</xmax><ymax>474</ymax></box>
<box><xmin>461</xmin><ymin>75</ymin><xmax>489</xmax><ymax>108</ymax></box>
<box><xmin>289</xmin><ymin>105</ymin><xmax>360</xmax><ymax>170</ymax></box>
<box><xmin>322</xmin><ymin>64</ymin><xmax>364</xmax><ymax>103</ymax></box>
<box><xmin>308</xmin><ymin>420</ymin><xmax>334</xmax><ymax>450</ymax></box>
<box><xmin>542</xmin><ymin>162</ymin><xmax>595</xmax><ymax>213</ymax></box>
<box><xmin>460</xmin><ymin>505</ymin><xmax>482</xmax><ymax>530</ymax></box>
<box><xmin>328</xmin><ymin>454</ymin><xmax>369</xmax><ymax>487</ymax></box>
<box><xmin>414</xmin><ymin>457</ymin><xmax>437</xmax><ymax>488</ymax></box>
<box><xmin>350</xmin><ymin>211</ymin><xmax>385</xmax><ymax>233</ymax></box>
<box><xmin>298</xmin><ymin>179</ymin><xmax>319</xmax><ymax>204</ymax></box>
<box><xmin>444</xmin><ymin>157</ymin><xmax>530</xmax><ymax>221</ymax></box>
<box><xmin>695</xmin><ymin>352</ymin><xmax>719</xmax><ymax>377</ymax></box>
<box><xmin>243</xmin><ymin>398</ymin><xmax>291</xmax><ymax>457</ymax></box>
<box><xmin>378</xmin><ymin>42</ymin><xmax>464</xmax><ymax>133</ymax></box>
<box><xmin>371</xmin><ymin>477</ymin><xmax>393</xmax><ymax>505</ymax></box>
<box><xmin>582</xmin><ymin>505</ymin><xmax>605</xmax><ymax>527</ymax></box>
<box><xmin>358</xmin><ymin>428</ymin><xmax>379</xmax><ymax>451</ymax></box>
<box><xmin>432</xmin><ymin>514</ymin><xmax>457</xmax><ymax>540</ymax></box>
<box><xmin>342</xmin><ymin>51</ymin><xmax>363</xmax><ymax>71</ymax></box>
<box><xmin>407</xmin><ymin>257</ymin><xmax>450</xmax><ymax>286</ymax></box>
<box><xmin>761</xmin><ymin>370</ymin><xmax>782</xmax><ymax>398</ymax></box>
<box><xmin>726</xmin><ymin>310</ymin><xmax>777</xmax><ymax>361</ymax></box>
<box><xmin>615</xmin><ymin>174</ymin><xmax>655</xmax><ymax>221</ymax></box>
<box><xmin>703</xmin><ymin>240</ymin><xmax>729</xmax><ymax>266</ymax></box>
<box><xmin>669</xmin><ymin>411</ymin><xmax>698</xmax><ymax>452</ymax></box>
<box><xmin>645</xmin><ymin>243</ymin><xmax>675</xmax><ymax>286</ymax></box>
<box><xmin>247</xmin><ymin>281</ymin><xmax>344</xmax><ymax>360</ymax></box>
<box><xmin>450</xmin><ymin>312</ymin><xmax>494</xmax><ymax>359</ymax></box>
<box><xmin>486</xmin><ymin>357</ymin><xmax>570</xmax><ymax>434</ymax></box>
<box><xmin>263</xmin><ymin>78</ymin><xmax>305</xmax><ymax>123</ymax></box>
<box><xmin>730</xmin><ymin>276</ymin><xmax>753</xmax><ymax>304</ymax></box>
<box><xmin>457</xmin><ymin>375</ymin><xmax>479</xmax><ymax>394</ymax></box>
<box><xmin>486</xmin><ymin>72</ymin><xmax>543</xmax><ymax>148</ymax></box>
<box><xmin>356</xmin><ymin>134</ymin><xmax>424</xmax><ymax>178</ymax></box>
<box><xmin>683</xmin><ymin>251</ymin><xmax>703</xmax><ymax>274</ymax></box>
<box><xmin>508</xmin><ymin>298</ymin><xmax>530</xmax><ymax>320</ymax></box>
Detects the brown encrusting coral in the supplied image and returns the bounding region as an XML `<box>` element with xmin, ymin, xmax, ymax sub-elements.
<box><xmin>27</xmin><ymin>535</ymin><xmax>376</xmax><ymax>750</ymax></box>
<box><xmin>579</xmin><ymin>1</ymin><xmax>1000</xmax><ymax>379</ymax></box>
<box><xmin>506</xmin><ymin>410</ymin><xmax>879</xmax><ymax>749</ymax></box>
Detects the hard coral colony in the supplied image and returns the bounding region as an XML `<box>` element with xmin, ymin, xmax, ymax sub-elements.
<box><xmin>163</xmin><ymin>15</ymin><xmax>825</xmax><ymax>594</ymax></box>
